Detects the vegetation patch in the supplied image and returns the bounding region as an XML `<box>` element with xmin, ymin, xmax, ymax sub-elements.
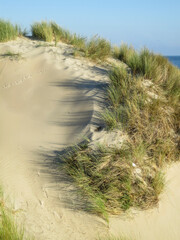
<box><xmin>31</xmin><ymin>21</ymin><xmax>53</xmax><ymax>42</ymax></box>
<box><xmin>0</xmin><ymin>187</ymin><xmax>30</xmax><ymax>240</ymax></box>
<box><xmin>0</xmin><ymin>19</ymin><xmax>20</xmax><ymax>42</ymax></box>
<box><xmin>51</xmin><ymin>22</ymin><xmax>86</xmax><ymax>48</ymax></box>
<box><xmin>65</xmin><ymin>142</ymin><xmax>165</xmax><ymax>221</ymax></box>
<box><xmin>31</xmin><ymin>21</ymin><xmax>111</xmax><ymax>61</ymax></box>
<box><xmin>82</xmin><ymin>35</ymin><xmax>111</xmax><ymax>61</ymax></box>
<box><xmin>0</xmin><ymin>51</ymin><xmax>22</xmax><ymax>60</ymax></box>
<box><xmin>64</xmin><ymin>49</ymin><xmax>179</xmax><ymax>220</ymax></box>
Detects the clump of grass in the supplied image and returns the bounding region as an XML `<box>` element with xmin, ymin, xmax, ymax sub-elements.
<box><xmin>1</xmin><ymin>51</ymin><xmax>22</xmax><ymax>60</ymax></box>
<box><xmin>69</xmin><ymin>33</ymin><xmax>86</xmax><ymax>50</ymax></box>
<box><xmin>0</xmin><ymin>209</ymin><xmax>24</xmax><ymax>240</ymax></box>
<box><xmin>31</xmin><ymin>21</ymin><xmax>53</xmax><ymax>42</ymax></box>
<box><xmin>64</xmin><ymin>142</ymin><xmax>164</xmax><ymax>220</ymax></box>
<box><xmin>114</xmin><ymin>44</ymin><xmax>180</xmax><ymax>87</ymax></box>
<box><xmin>31</xmin><ymin>21</ymin><xmax>111</xmax><ymax>61</ymax></box>
<box><xmin>50</xmin><ymin>22</ymin><xmax>65</xmax><ymax>46</ymax></box>
<box><xmin>114</xmin><ymin>44</ymin><xmax>135</xmax><ymax>63</ymax></box>
<box><xmin>31</xmin><ymin>21</ymin><xmax>85</xmax><ymax>48</ymax></box>
<box><xmin>115</xmin><ymin>46</ymin><xmax>159</xmax><ymax>78</ymax></box>
<box><xmin>51</xmin><ymin>22</ymin><xmax>86</xmax><ymax>48</ymax></box>
<box><xmin>0</xmin><ymin>187</ymin><xmax>30</xmax><ymax>240</ymax></box>
<box><xmin>101</xmin><ymin>108</ymin><xmax>121</xmax><ymax>130</ymax></box>
<box><xmin>102</xmin><ymin>67</ymin><xmax>146</xmax><ymax>129</ymax></box>
<box><xmin>82</xmin><ymin>36</ymin><xmax>111</xmax><ymax>61</ymax></box>
<box><xmin>50</xmin><ymin>22</ymin><xmax>111</xmax><ymax>61</ymax></box>
<box><xmin>0</xmin><ymin>19</ymin><xmax>19</xmax><ymax>42</ymax></box>
<box><xmin>50</xmin><ymin>22</ymin><xmax>72</xmax><ymax>44</ymax></box>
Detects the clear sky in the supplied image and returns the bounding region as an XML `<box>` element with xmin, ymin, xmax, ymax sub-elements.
<box><xmin>1</xmin><ymin>0</ymin><xmax>180</xmax><ymax>55</ymax></box>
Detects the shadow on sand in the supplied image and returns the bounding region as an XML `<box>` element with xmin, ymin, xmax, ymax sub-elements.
<box><xmin>30</xmin><ymin>74</ymin><xmax>108</xmax><ymax>214</ymax></box>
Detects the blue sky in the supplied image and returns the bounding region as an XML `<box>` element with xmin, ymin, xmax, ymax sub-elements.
<box><xmin>1</xmin><ymin>0</ymin><xmax>180</xmax><ymax>55</ymax></box>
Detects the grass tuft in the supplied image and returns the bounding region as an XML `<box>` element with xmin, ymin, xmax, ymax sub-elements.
<box><xmin>31</xmin><ymin>21</ymin><xmax>53</xmax><ymax>42</ymax></box>
<box><xmin>0</xmin><ymin>187</ymin><xmax>31</xmax><ymax>240</ymax></box>
<box><xmin>64</xmin><ymin>142</ymin><xmax>164</xmax><ymax>220</ymax></box>
<box><xmin>83</xmin><ymin>36</ymin><xmax>111</xmax><ymax>61</ymax></box>
<box><xmin>114</xmin><ymin>44</ymin><xmax>135</xmax><ymax>63</ymax></box>
<box><xmin>51</xmin><ymin>21</ymin><xmax>86</xmax><ymax>48</ymax></box>
<box><xmin>0</xmin><ymin>51</ymin><xmax>22</xmax><ymax>60</ymax></box>
<box><xmin>0</xmin><ymin>19</ymin><xmax>20</xmax><ymax>42</ymax></box>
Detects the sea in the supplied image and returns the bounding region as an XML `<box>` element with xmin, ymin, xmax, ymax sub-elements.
<box><xmin>165</xmin><ymin>56</ymin><xmax>180</xmax><ymax>68</ymax></box>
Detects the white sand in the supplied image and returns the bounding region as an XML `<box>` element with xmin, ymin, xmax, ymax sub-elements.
<box><xmin>0</xmin><ymin>38</ymin><xmax>180</xmax><ymax>240</ymax></box>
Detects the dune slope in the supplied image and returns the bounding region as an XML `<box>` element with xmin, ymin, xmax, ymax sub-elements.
<box><xmin>0</xmin><ymin>38</ymin><xmax>108</xmax><ymax>240</ymax></box>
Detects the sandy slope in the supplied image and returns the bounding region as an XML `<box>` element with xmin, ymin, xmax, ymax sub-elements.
<box><xmin>0</xmin><ymin>38</ymin><xmax>108</xmax><ymax>240</ymax></box>
<box><xmin>0</xmin><ymin>38</ymin><xmax>180</xmax><ymax>240</ymax></box>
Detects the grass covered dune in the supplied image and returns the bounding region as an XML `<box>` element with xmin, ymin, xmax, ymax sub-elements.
<box><xmin>36</xmin><ymin>21</ymin><xmax>177</xmax><ymax>222</ymax></box>
<box><xmin>31</xmin><ymin>21</ymin><xmax>111</xmax><ymax>61</ymax></box>
<box><xmin>0</xmin><ymin>19</ymin><xmax>180</xmax><ymax>239</ymax></box>
<box><xmin>64</xmin><ymin>48</ymin><xmax>180</xmax><ymax>219</ymax></box>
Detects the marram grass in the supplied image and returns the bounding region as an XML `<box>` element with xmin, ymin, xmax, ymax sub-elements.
<box><xmin>31</xmin><ymin>21</ymin><xmax>111</xmax><ymax>61</ymax></box>
<box><xmin>31</xmin><ymin>21</ymin><xmax>53</xmax><ymax>42</ymax></box>
<box><xmin>0</xmin><ymin>19</ymin><xmax>19</xmax><ymax>42</ymax></box>
<box><xmin>0</xmin><ymin>187</ymin><xmax>31</xmax><ymax>240</ymax></box>
<box><xmin>64</xmin><ymin>52</ymin><xmax>179</xmax><ymax>220</ymax></box>
<box><xmin>64</xmin><ymin>142</ymin><xmax>165</xmax><ymax>221</ymax></box>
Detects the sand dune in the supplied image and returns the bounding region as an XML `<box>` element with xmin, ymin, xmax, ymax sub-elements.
<box><xmin>0</xmin><ymin>38</ymin><xmax>108</xmax><ymax>240</ymax></box>
<box><xmin>0</xmin><ymin>38</ymin><xmax>180</xmax><ymax>240</ymax></box>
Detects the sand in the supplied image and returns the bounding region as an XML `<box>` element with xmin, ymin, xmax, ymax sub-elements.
<box><xmin>0</xmin><ymin>38</ymin><xmax>180</xmax><ymax>240</ymax></box>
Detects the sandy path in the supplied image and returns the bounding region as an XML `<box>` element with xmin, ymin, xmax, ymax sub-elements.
<box><xmin>0</xmin><ymin>39</ymin><xmax>108</xmax><ymax>240</ymax></box>
<box><xmin>0</xmin><ymin>38</ymin><xmax>180</xmax><ymax>240</ymax></box>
